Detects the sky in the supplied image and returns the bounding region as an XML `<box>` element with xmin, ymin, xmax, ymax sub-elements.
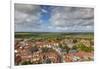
<box><xmin>14</xmin><ymin>4</ymin><xmax>94</xmax><ymax>32</ymax></box>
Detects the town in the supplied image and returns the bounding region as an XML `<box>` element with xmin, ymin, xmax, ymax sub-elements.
<box><xmin>15</xmin><ymin>32</ymin><xmax>94</xmax><ymax>65</ymax></box>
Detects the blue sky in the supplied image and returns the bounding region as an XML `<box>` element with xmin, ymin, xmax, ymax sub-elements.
<box><xmin>15</xmin><ymin>4</ymin><xmax>94</xmax><ymax>32</ymax></box>
<box><xmin>39</xmin><ymin>5</ymin><xmax>51</xmax><ymax>31</ymax></box>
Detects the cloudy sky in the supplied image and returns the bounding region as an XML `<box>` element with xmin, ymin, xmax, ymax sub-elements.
<box><xmin>15</xmin><ymin>4</ymin><xmax>94</xmax><ymax>32</ymax></box>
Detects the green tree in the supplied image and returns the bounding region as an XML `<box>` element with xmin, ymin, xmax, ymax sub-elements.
<box><xmin>76</xmin><ymin>43</ymin><xmax>93</xmax><ymax>52</ymax></box>
<box><xmin>21</xmin><ymin>61</ymin><xmax>32</xmax><ymax>65</ymax></box>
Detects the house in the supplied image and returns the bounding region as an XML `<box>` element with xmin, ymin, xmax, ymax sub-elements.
<box><xmin>64</xmin><ymin>51</ymin><xmax>93</xmax><ymax>62</ymax></box>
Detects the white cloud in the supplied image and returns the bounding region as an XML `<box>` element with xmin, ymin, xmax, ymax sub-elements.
<box><xmin>56</xmin><ymin>27</ymin><xmax>68</xmax><ymax>30</ymax></box>
<box><xmin>14</xmin><ymin>4</ymin><xmax>41</xmax><ymax>32</ymax></box>
<box><xmin>50</xmin><ymin>6</ymin><xmax>94</xmax><ymax>32</ymax></box>
<box><xmin>15</xmin><ymin>4</ymin><xmax>94</xmax><ymax>32</ymax></box>
<box><xmin>41</xmin><ymin>9</ymin><xmax>48</xmax><ymax>13</ymax></box>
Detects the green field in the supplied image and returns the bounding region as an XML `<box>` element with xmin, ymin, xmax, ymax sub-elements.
<box><xmin>15</xmin><ymin>32</ymin><xmax>94</xmax><ymax>40</ymax></box>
